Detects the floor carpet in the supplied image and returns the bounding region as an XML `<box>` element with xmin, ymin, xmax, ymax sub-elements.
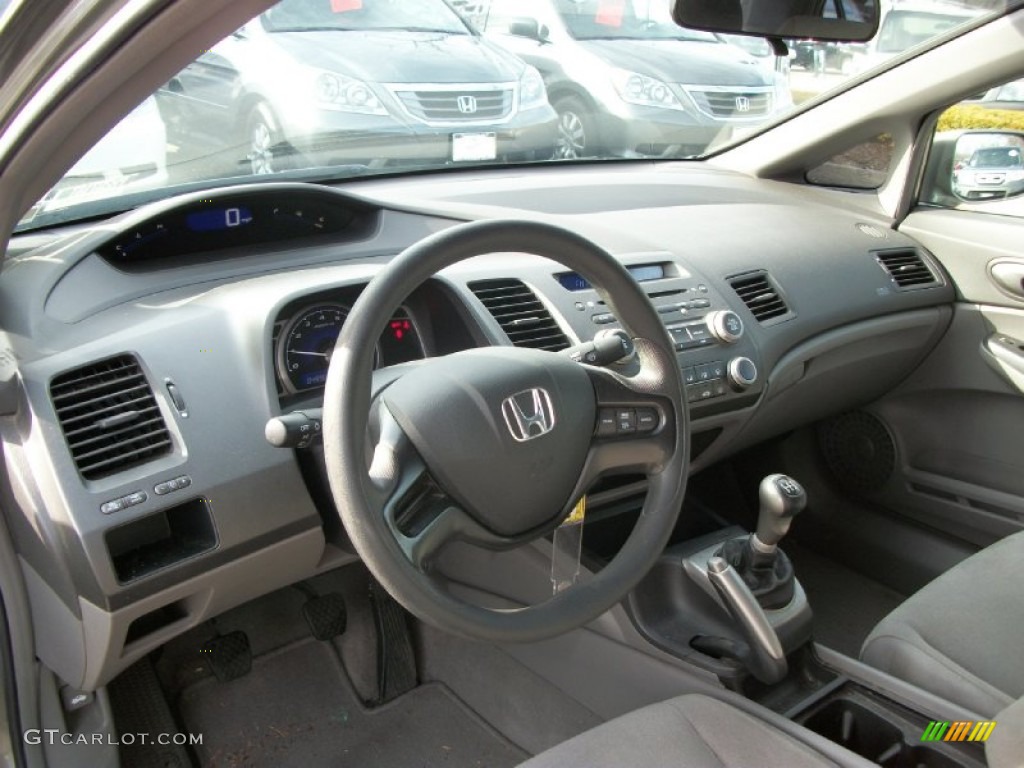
<box><xmin>785</xmin><ymin>541</ymin><xmax>907</xmax><ymax>658</ymax></box>
<box><xmin>177</xmin><ymin>638</ymin><xmax>526</xmax><ymax>768</ymax></box>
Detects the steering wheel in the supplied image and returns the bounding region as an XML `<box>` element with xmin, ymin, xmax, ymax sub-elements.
<box><xmin>322</xmin><ymin>219</ymin><xmax>689</xmax><ymax>643</ymax></box>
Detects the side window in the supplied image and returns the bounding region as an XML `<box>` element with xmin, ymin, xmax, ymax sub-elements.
<box><xmin>805</xmin><ymin>134</ymin><xmax>895</xmax><ymax>189</ymax></box>
<box><xmin>921</xmin><ymin>76</ymin><xmax>1024</xmax><ymax>216</ymax></box>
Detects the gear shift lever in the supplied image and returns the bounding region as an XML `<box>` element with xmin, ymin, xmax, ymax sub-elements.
<box><xmin>716</xmin><ymin>473</ymin><xmax>806</xmax><ymax>610</ymax></box>
<box><xmin>752</xmin><ymin>474</ymin><xmax>807</xmax><ymax>557</ymax></box>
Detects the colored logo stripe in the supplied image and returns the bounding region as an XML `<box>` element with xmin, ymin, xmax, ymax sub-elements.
<box><xmin>921</xmin><ymin>720</ymin><xmax>996</xmax><ymax>742</ymax></box>
<box><xmin>968</xmin><ymin>722</ymin><xmax>997</xmax><ymax>742</ymax></box>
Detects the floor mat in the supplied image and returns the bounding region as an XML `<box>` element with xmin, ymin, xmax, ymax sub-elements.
<box><xmin>177</xmin><ymin>638</ymin><xmax>526</xmax><ymax>768</ymax></box>
<box><xmin>785</xmin><ymin>541</ymin><xmax>906</xmax><ymax>657</ymax></box>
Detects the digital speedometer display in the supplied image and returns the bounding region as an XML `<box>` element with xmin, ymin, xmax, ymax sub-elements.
<box><xmin>185</xmin><ymin>206</ymin><xmax>254</xmax><ymax>232</ymax></box>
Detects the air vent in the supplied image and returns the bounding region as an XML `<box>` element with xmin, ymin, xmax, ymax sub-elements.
<box><xmin>727</xmin><ymin>272</ymin><xmax>791</xmax><ymax>323</ymax></box>
<box><xmin>875</xmin><ymin>249</ymin><xmax>937</xmax><ymax>289</ymax></box>
<box><xmin>50</xmin><ymin>355</ymin><xmax>172</xmax><ymax>480</ymax></box>
<box><xmin>468</xmin><ymin>279</ymin><xmax>571</xmax><ymax>351</ymax></box>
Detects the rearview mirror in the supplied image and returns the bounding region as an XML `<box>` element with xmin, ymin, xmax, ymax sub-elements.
<box><xmin>671</xmin><ymin>0</ymin><xmax>879</xmax><ymax>43</ymax></box>
<box><xmin>952</xmin><ymin>132</ymin><xmax>1024</xmax><ymax>202</ymax></box>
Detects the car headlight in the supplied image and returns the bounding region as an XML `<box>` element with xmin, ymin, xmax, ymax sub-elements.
<box><xmin>519</xmin><ymin>66</ymin><xmax>548</xmax><ymax>110</ymax></box>
<box><xmin>315</xmin><ymin>72</ymin><xmax>387</xmax><ymax>115</ymax></box>
<box><xmin>611</xmin><ymin>69</ymin><xmax>684</xmax><ymax>111</ymax></box>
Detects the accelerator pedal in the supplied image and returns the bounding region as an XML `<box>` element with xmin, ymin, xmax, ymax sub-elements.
<box><xmin>201</xmin><ymin>630</ymin><xmax>251</xmax><ymax>683</ymax></box>
<box><xmin>369</xmin><ymin>580</ymin><xmax>417</xmax><ymax>704</ymax></box>
<box><xmin>302</xmin><ymin>592</ymin><xmax>348</xmax><ymax>641</ymax></box>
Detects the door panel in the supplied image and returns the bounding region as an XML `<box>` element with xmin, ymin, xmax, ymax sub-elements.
<box><xmin>861</xmin><ymin>208</ymin><xmax>1024</xmax><ymax>547</ymax></box>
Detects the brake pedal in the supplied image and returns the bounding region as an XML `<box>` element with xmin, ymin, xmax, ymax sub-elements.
<box><xmin>369</xmin><ymin>580</ymin><xmax>417</xmax><ymax>704</ymax></box>
<box><xmin>302</xmin><ymin>592</ymin><xmax>348</xmax><ymax>641</ymax></box>
<box><xmin>201</xmin><ymin>630</ymin><xmax>252</xmax><ymax>683</ymax></box>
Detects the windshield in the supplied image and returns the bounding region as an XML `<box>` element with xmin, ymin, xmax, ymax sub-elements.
<box><xmin>262</xmin><ymin>0</ymin><xmax>468</xmax><ymax>34</ymax></box>
<box><xmin>969</xmin><ymin>147</ymin><xmax>1022</xmax><ymax>168</ymax></box>
<box><xmin>554</xmin><ymin>0</ymin><xmax>717</xmax><ymax>41</ymax></box>
<box><xmin>15</xmin><ymin>0</ymin><xmax>1001</xmax><ymax>231</ymax></box>
<box><xmin>874</xmin><ymin>8</ymin><xmax>977</xmax><ymax>53</ymax></box>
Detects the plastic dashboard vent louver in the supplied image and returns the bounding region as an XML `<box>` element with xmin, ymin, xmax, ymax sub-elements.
<box><xmin>875</xmin><ymin>249</ymin><xmax>937</xmax><ymax>289</ymax></box>
<box><xmin>50</xmin><ymin>354</ymin><xmax>172</xmax><ymax>480</ymax></box>
<box><xmin>468</xmin><ymin>278</ymin><xmax>571</xmax><ymax>352</ymax></box>
<box><xmin>727</xmin><ymin>271</ymin><xmax>790</xmax><ymax>323</ymax></box>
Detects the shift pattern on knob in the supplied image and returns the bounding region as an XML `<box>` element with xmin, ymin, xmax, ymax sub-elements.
<box><xmin>754</xmin><ymin>473</ymin><xmax>807</xmax><ymax>550</ymax></box>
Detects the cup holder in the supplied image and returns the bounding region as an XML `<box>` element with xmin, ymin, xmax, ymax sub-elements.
<box><xmin>801</xmin><ymin>697</ymin><xmax>977</xmax><ymax>768</ymax></box>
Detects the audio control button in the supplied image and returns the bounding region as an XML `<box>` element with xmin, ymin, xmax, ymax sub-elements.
<box><xmin>636</xmin><ymin>408</ymin><xmax>658</xmax><ymax>432</ymax></box>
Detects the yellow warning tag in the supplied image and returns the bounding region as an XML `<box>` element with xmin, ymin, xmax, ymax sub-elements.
<box><xmin>562</xmin><ymin>495</ymin><xmax>586</xmax><ymax>527</ymax></box>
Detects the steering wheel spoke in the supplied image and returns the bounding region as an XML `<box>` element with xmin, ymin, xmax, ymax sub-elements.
<box><xmin>369</xmin><ymin>402</ymin><xmax>515</xmax><ymax>571</ymax></box>
<box><xmin>574</xmin><ymin>347</ymin><xmax>678</xmax><ymax>489</ymax></box>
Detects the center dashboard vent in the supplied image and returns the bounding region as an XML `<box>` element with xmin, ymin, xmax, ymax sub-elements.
<box><xmin>875</xmin><ymin>249</ymin><xmax>938</xmax><ymax>289</ymax></box>
<box><xmin>727</xmin><ymin>271</ymin><xmax>791</xmax><ymax>323</ymax></box>
<box><xmin>50</xmin><ymin>355</ymin><xmax>172</xmax><ymax>480</ymax></box>
<box><xmin>468</xmin><ymin>279</ymin><xmax>571</xmax><ymax>352</ymax></box>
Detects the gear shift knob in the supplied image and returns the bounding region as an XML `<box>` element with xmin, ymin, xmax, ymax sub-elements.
<box><xmin>754</xmin><ymin>474</ymin><xmax>807</xmax><ymax>552</ymax></box>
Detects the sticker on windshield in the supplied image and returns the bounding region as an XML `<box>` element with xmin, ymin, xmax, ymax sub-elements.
<box><xmin>330</xmin><ymin>0</ymin><xmax>362</xmax><ymax>12</ymax></box>
<box><xmin>595</xmin><ymin>0</ymin><xmax>626</xmax><ymax>27</ymax></box>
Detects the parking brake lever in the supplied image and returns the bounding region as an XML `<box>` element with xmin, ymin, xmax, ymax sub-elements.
<box><xmin>706</xmin><ymin>556</ymin><xmax>788</xmax><ymax>684</ymax></box>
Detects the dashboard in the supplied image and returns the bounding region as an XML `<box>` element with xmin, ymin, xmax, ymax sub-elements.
<box><xmin>0</xmin><ymin>165</ymin><xmax>955</xmax><ymax>693</ymax></box>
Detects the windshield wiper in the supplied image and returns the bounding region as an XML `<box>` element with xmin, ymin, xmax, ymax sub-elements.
<box><xmin>371</xmin><ymin>26</ymin><xmax>465</xmax><ymax>34</ymax></box>
<box><xmin>269</xmin><ymin>25</ymin><xmax>356</xmax><ymax>33</ymax></box>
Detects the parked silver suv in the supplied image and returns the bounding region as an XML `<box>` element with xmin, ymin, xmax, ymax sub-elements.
<box><xmin>478</xmin><ymin>0</ymin><xmax>785</xmax><ymax>158</ymax></box>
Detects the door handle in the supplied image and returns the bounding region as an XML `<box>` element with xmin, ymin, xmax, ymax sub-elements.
<box><xmin>989</xmin><ymin>260</ymin><xmax>1024</xmax><ymax>300</ymax></box>
<box><xmin>983</xmin><ymin>333</ymin><xmax>1024</xmax><ymax>392</ymax></box>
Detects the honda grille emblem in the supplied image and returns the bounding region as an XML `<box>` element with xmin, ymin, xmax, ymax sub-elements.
<box><xmin>502</xmin><ymin>389</ymin><xmax>556</xmax><ymax>442</ymax></box>
<box><xmin>457</xmin><ymin>95</ymin><xmax>478</xmax><ymax>114</ymax></box>
<box><xmin>735</xmin><ymin>96</ymin><xmax>751</xmax><ymax>113</ymax></box>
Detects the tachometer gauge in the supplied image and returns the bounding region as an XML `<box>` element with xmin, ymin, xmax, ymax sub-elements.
<box><xmin>278</xmin><ymin>304</ymin><xmax>377</xmax><ymax>393</ymax></box>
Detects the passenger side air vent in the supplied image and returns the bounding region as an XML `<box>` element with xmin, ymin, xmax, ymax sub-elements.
<box><xmin>50</xmin><ymin>355</ymin><xmax>172</xmax><ymax>480</ymax></box>
<box><xmin>468</xmin><ymin>279</ymin><xmax>571</xmax><ymax>351</ymax></box>
<box><xmin>875</xmin><ymin>249</ymin><xmax>938</xmax><ymax>289</ymax></box>
<box><xmin>727</xmin><ymin>271</ymin><xmax>791</xmax><ymax>323</ymax></box>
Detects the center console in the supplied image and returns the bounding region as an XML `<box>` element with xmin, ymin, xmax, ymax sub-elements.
<box><xmin>627</xmin><ymin>473</ymin><xmax>989</xmax><ymax>768</ymax></box>
<box><xmin>550</xmin><ymin>259</ymin><xmax>763</xmax><ymax>420</ymax></box>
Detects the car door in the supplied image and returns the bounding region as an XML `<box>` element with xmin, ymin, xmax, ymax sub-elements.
<box><xmin>859</xmin><ymin>82</ymin><xmax>1024</xmax><ymax>551</ymax></box>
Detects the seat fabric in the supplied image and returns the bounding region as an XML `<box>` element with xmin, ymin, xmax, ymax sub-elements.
<box><xmin>518</xmin><ymin>694</ymin><xmax>850</xmax><ymax>768</ymax></box>
<box><xmin>861</xmin><ymin>529</ymin><xmax>1024</xmax><ymax>717</ymax></box>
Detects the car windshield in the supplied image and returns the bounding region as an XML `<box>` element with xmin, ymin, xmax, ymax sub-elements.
<box><xmin>261</xmin><ymin>0</ymin><xmax>469</xmax><ymax>34</ymax></box>
<box><xmin>554</xmin><ymin>0</ymin><xmax>717</xmax><ymax>41</ymax></box>
<box><xmin>15</xmin><ymin>0</ymin><xmax>1000</xmax><ymax>231</ymax></box>
<box><xmin>874</xmin><ymin>7</ymin><xmax>976</xmax><ymax>53</ymax></box>
<box><xmin>969</xmin><ymin>147</ymin><xmax>1022</xmax><ymax>168</ymax></box>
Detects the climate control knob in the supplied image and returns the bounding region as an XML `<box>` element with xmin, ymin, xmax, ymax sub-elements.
<box><xmin>706</xmin><ymin>310</ymin><xmax>744</xmax><ymax>343</ymax></box>
<box><xmin>728</xmin><ymin>357</ymin><xmax>758</xmax><ymax>391</ymax></box>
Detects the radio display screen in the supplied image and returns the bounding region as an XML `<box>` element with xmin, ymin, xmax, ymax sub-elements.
<box><xmin>556</xmin><ymin>263</ymin><xmax>666</xmax><ymax>291</ymax></box>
